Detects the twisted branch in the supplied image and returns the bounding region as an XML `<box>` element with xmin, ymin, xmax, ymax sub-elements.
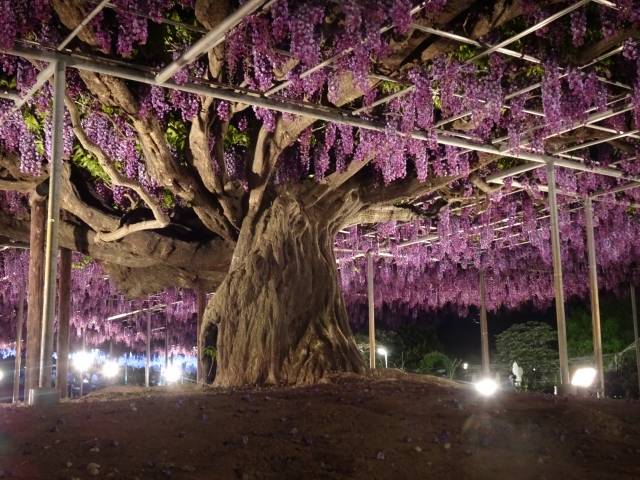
<box><xmin>65</xmin><ymin>97</ymin><xmax>170</xmax><ymax>242</ymax></box>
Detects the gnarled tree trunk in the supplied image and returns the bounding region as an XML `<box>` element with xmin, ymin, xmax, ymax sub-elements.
<box><xmin>202</xmin><ymin>193</ymin><xmax>364</xmax><ymax>387</ymax></box>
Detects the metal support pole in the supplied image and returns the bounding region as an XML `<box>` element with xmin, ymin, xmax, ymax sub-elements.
<box><xmin>124</xmin><ymin>351</ymin><xmax>129</xmax><ymax>385</ymax></box>
<box><xmin>547</xmin><ymin>163</ymin><xmax>571</xmax><ymax>386</ymax></box>
<box><xmin>145</xmin><ymin>313</ymin><xmax>151</xmax><ymax>388</ymax></box>
<box><xmin>38</xmin><ymin>61</ymin><xmax>65</xmax><ymax>389</ymax></box>
<box><xmin>366</xmin><ymin>251</ymin><xmax>376</xmax><ymax>369</ymax></box>
<box><xmin>164</xmin><ymin>316</ymin><xmax>169</xmax><ymax>377</ymax></box>
<box><xmin>479</xmin><ymin>270</ymin><xmax>490</xmax><ymax>376</ymax></box>
<box><xmin>12</xmin><ymin>287</ymin><xmax>25</xmax><ymax>403</ymax></box>
<box><xmin>196</xmin><ymin>288</ymin><xmax>206</xmax><ymax>385</ymax></box>
<box><xmin>80</xmin><ymin>330</ymin><xmax>85</xmax><ymax>397</ymax></box>
<box><xmin>584</xmin><ymin>198</ymin><xmax>605</xmax><ymax>396</ymax></box>
<box><xmin>631</xmin><ymin>284</ymin><xmax>640</xmax><ymax>397</ymax></box>
<box><xmin>56</xmin><ymin>248</ymin><xmax>71</xmax><ymax>398</ymax></box>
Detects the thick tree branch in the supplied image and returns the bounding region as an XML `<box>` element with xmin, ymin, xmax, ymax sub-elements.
<box><xmin>189</xmin><ymin>97</ymin><xmax>220</xmax><ymax>194</ymax></box>
<box><xmin>78</xmin><ymin>70</ymin><xmax>235</xmax><ymax>241</ymax></box>
<box><xmin>189</xmin><ymin>97</ymin><xmax>244</xmax><ymax>228</ymax></box>
<box><xmin>328</xmin><ymin>153</ymin><xmax>499</xmax><ymax>230</ymax></box>
<box><xmin>194</xmin><ymin>0</ymin><xmax>230</xmax><ymax>80</ymax></box>
<box><xmin>66</xmin><ymin>97</ymin><xmax>171</xmax><ymax>242</ymax></box>
<box><xmin>575</xmin><ymin>28</ymin><xmax>640</xmax><ymax>66</ymax></box>
<box><xmin>51</xmin><ymin>0</ymin><xmax>100</xmax><ymax>48</ymax></box>
<box><xmin>0</xmin><ymin>153</ymin><xmax>45</xmax><ymax>192</ymax></box>
<box><xmin>0</xmin><ymin>207</ymin><xmax>232</xmax><ymax>295</ymax></box>
<box><xmin>59</xmin><ymin>163</ymin><xmax>121</xmax><ymax>233</ymax></box>
<box><xmin>416</xmin><ymin>0</ymin><xmax>565</xmax><ymax>64</ymax></box>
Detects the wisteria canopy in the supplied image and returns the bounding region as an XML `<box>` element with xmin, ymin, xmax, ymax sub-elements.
<box><xmin>0</xmin><ymin>0</ymin><xmax>639</xmax><ymax>385</ymax></box>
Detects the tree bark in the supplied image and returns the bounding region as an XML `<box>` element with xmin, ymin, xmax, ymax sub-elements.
<box><xmin>57</xmin><ymin>248</ymin><xmax>72</xmax><ymax>398</ymax></box>
<box><xmin>203</xmin><ymin>194</ymin><xmax>365</xmax><ymax>387</ymax></box>
<box><xmin>25</xmin><ymin>194</ymin><xmax>46</xmax><ymax>396</ymax></box>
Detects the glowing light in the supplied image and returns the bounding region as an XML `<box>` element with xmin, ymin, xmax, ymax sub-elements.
<box><xmin>73</xmin><ymin>351</ymin><xmax>94</xmax><ymax>372</ymax></box>
<box><xmin>102</xmin><ymin>360</ymin><xmax>119</xmax><ymax>379</ymax></box>
<box><xmin>0</xmin><ymin>370</ymin><xmax>4</xmax><ymax>381</ymax></box>
<box><xmin>462</xmin><ymin>362</ymin><xmax>469</xmax><ymax>370</ymax></box>
<box><xmin>474</xmin><ymin>378</ymin><xmax>499</xmax><ymax>396</ymax></box>
<box><xmin>376</xmin><ymin>347</ymin><xmax>388</xmax><ymax>356</ymax></box>
<box><xmin>164</xmin><ymin>364</ymin><xmax>182</xmax><ymax>383</ymax></box>
<box><xmin>571</xmin><ymin>367</ymin><xmax>597</xmax><ymax>388</ymax></box>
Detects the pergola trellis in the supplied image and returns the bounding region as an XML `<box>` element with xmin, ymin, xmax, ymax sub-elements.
<box><xmin>0</xmin><ymin>0</ymin><xmax>638</xmax><ymax>398</ymax></box>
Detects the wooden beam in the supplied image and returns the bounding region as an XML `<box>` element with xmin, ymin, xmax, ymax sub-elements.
<box><xmin>25</xmin><ymin>194</ymin><xmax>46</xmax><ymax>397</ymax></box>
<box><xmin>56</xmin><ymin>248</ymin><xmax>72</xmax><ymax>398</ymax></box>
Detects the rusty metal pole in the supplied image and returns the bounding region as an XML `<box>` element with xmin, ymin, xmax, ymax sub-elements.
<box><xmin>56</xmin><ymin>248</ymin><xmax>72</xmax><ymax>398</ymax></box>
<box><xmin>25</xmin><ymin>193</ymin><xmax>46</xmax><ymax>399</ymax></box>
<box><xmin>12</xmin><ymin>287</ymin><xmax>25</xmax><ymax>403</ymax></box>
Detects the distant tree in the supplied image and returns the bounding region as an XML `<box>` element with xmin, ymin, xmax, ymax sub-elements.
<box><xmin>417</xmin><ymin>351</ymin><xmax>461</xmax><ymax>379</ymax></box>
<box><xmin>605</xmin><ymin>350</ymin><xmax>639</xmax><ymax>399</ymax></box>
<box><xmin>496</xmin><ymin>322</ymin><xmax>558</xmax><ymax>390</ymax></box>
<box><xmin>566</xmin><ymin>295</ymin><xmax>635</xmax><ymax>358</ymax></box>
<box><xmin>397</xmin><ymin>324</ymin><xmax>442</xmax><ymax>371</ymax></box>
<box><xmin>355</xmin><ymin>324</ymin><xmax>441</xmax><ymax>370</ymax></box>
<box><xmin>354</xmin><ymin>329</ymin><xmax>403</xmax><ymax>369</ymax></box>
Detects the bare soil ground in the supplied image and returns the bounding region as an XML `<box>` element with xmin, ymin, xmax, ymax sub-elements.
<box><xmin>1</xmin><ymin>372</ymin><xmax>640</xmax><ymax>480</ymax></box>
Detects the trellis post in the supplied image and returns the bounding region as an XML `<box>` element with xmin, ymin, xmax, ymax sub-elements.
<box><xmin>12</xmin><ymin>287</ymin><xmax>25</xmax><ymax>403</ymax></box>
<box><xmin>145</xmin><ymin>312</ymin><xmax>151</xmax><ymax>388</ymax></box>
<box><xmin>38</xmin><ymin>60</ymin><xmax>65</xmax><ymax>392</ymax></box>
<box><xmin>196</xmin><ymin>288</ymin><xmax>206</xmax><ymax>384</ymax></box>
<box><xmin>56</xmin><ymin>248</ymin><xmax>72</xmax><ymax>398</ymax></box>
<box><xmin>479</xmin><ymin>270</ymin><xmax>490</xmax><ymax>376</ymax></box>
<box><xmin>25</xmin><ymin>193</ymin><xmax>46</xmax><ymax>400</ymax></box>
<box><xmin>547</xmin><ymin>162</ymin><xmax>571</xmax><ymax>388</ymax></box>
<box><xmin>165</xmin><ymin>315</ymin><xmax>169</xmax><ymax>375</ymax></box>
<box><xmin>366</xmin><ymin>251</ymin><xmax>376</xmax><ymax>369</ymax></box>
<box><xmin>584</xmin><ymin>198</ymin><xmax>604</xmax><ymax>397</ymax></box>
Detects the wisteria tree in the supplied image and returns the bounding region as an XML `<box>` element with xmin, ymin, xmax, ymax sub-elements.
<box><xmin>0</xmin><ymin>0</ymin><xmax>639</xmax><ymax>386</ymax></box>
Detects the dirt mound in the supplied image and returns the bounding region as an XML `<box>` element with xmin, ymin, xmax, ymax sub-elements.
<box><xmin>1</xmin><ymin>375</ymin><xmax>639</xmax><ymax>479</ymax></box>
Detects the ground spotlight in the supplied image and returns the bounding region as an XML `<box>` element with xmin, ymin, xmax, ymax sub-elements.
<box><xmin>376</xmin><ymin>346</ymin><xmax>388</xmax><ymax>368</ymax></box>
<box><xmin>474</xmin><ymin>378</ymin><xmax>499</xmax><ymax>396</ymax></box>
<box><xmin>164</xmin><ymin>364</ymin><xmax>182</xmax><ymax>384</ymax></box>
<box><xmin>571</xmin><ymin>367</ymin><xmax>597</xmax><ymax>388</ymax></box>
<box><xmin>73</xmin><ymin>351</ymin><xmax>94</xmax><ymax>372</ymax></box>
<box><xmin>102</xmin><ymin>360</ymin><xmax>120</xmax><ymax>379</ymax></box>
